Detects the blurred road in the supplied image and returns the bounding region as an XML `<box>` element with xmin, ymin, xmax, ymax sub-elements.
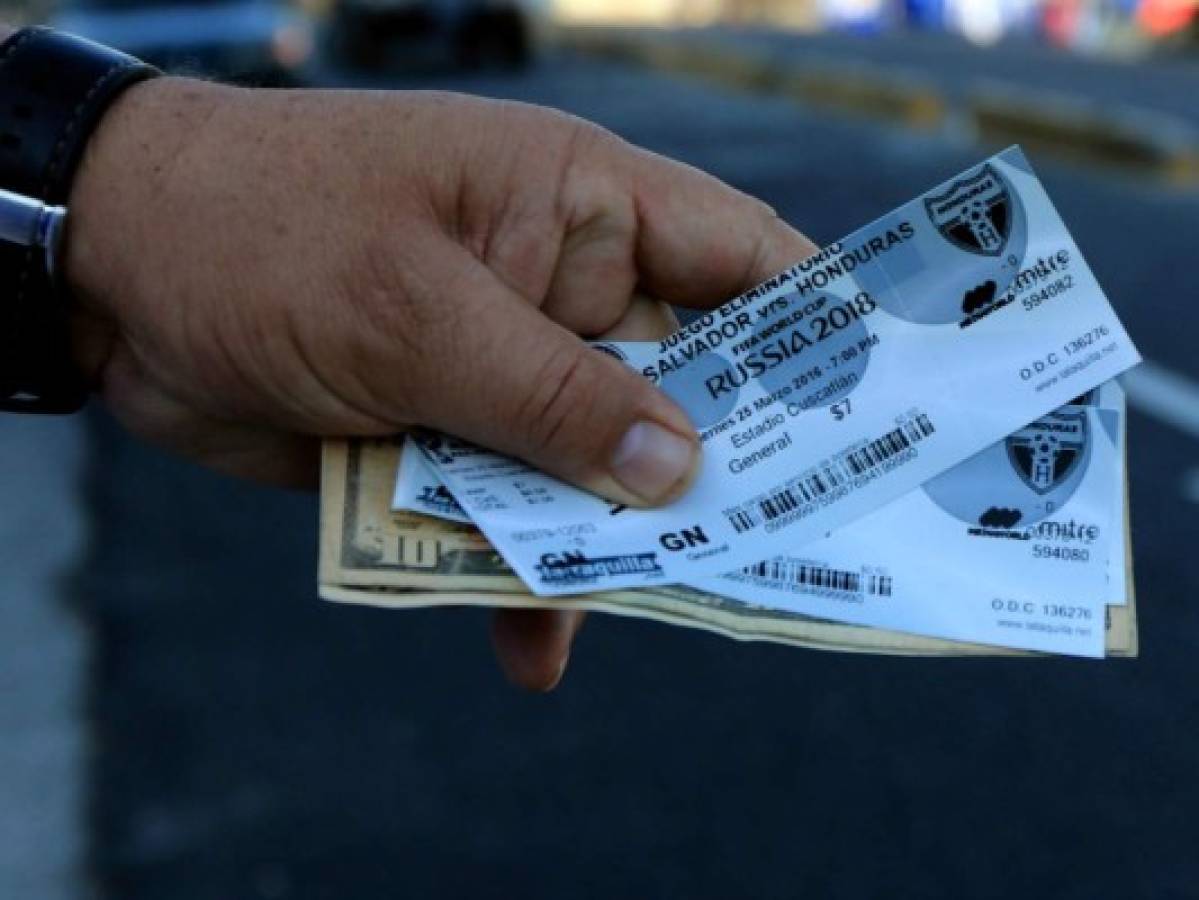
<box><xmin>0</xmin><ymin>417</ymin><xmax>87</xmax><ymax>899</ymax></box>
<box><xmin>682</xmin><ymin>27</ymin><xmax>1199</xmax><ymax>124</ymax></box>
<box><xmin>38</xmin><ymin>50</ymin><xmax>1199</xmax><ymax>899</ymax></box>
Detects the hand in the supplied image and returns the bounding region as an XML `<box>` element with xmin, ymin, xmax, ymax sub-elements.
<box><xmin>64</xmin><ymin>78</ymin><xmax>816</xmax><ymax>689</ymax></box>
<box><xmin>490</xmin><ymin>294</ymin><xmax>679</xmax><ymax>692</ymax></box>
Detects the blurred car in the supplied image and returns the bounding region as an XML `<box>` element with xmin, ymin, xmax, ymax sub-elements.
<box><xmin>900</xmin><ymin>0</ymin><xmax>947</xmax><ymax>29</ymax></box>
<box><xmin>817</xmin><ymin>0</ymin><xmax>892</xmax><ymax>34</ymax></box>
<box><xmin>945</xmin><ymin>0</ymin><xmax>1040</xmax><ymax>45</ymax></box>
<box><xmin>51</xmin><ymin>0</ymin><xmax>315</xmax><ymax>83</ymax></box>
<box><xmin>326</xmin><ymin>0</ymin><xmax>547</xmax><ymax>72</ymax></box>
<box><xmin>1137</xmin><ymin>0</ymin><xmax>1199</xmax><ymax>38</ymax></box>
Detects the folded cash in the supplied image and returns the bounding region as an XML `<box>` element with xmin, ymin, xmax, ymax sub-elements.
<box><xmin>318</xmin><ymin>434</ymin><xmax>1136</xmax><ymax>657</ymax></box>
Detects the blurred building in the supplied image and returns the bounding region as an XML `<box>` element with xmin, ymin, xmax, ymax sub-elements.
<box><xmin>551</xmin><ymin>0</ymin><xmax>1196</xmax><ymax>54</ymax></box>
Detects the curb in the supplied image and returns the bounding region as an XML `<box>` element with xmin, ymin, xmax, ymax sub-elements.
<box><xmin>561</xmin><ymin>26</ymin><xmax>1199</xmax><ymax>185</ymax></box>
<box><xmin>967</xmin><ymin>81</ymin><xmax>1199</xmax><ymax>184</ymax></box>
<box><xmin>565</xmin><ymin>29</ymin><xmax>946</xmax><ymax>130</ymax></box>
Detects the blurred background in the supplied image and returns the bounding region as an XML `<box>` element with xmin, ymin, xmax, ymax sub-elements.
<box><xmin>0</xmin><ymin>0</ymin><xmax>1197</xmax><ymax>84</ymax></box>
<box><xmin>2</xmin><ymin>1</ymin><xmax>1198</xmax><ymax>898</ymax></box>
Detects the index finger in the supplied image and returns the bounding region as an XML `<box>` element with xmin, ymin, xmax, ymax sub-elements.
<box><xmin>624</xmin><ymin>146</ymin><xmax>818</xmax><ymax>309</ymax></box>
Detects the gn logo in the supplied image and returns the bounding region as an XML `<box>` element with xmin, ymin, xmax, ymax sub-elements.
<box><xmin>659</xmin><ymin>525</ymin><xmax>710</xmax><ymax>552</ymax></box>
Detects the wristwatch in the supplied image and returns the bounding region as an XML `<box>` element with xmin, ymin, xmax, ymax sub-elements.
<box><xmin>0</xmin><ymin>27</ymin><xmax>158</xmax><ymax>413</ymax></box>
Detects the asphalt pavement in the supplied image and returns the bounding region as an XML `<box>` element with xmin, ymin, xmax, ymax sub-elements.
<box><xmin>0</xmin><ymin>416</ymin><xmax>87</xmax><ymax>899</ymax></box>
<box><xmin>44</xmin><ymin>51</ymin><xmax>1199</xmax><ymax>899</ymax></box>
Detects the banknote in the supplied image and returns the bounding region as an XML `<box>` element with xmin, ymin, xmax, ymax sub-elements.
<box><xmin>319</xmin><ymin>437</ymin><xmax>1138</xmax><ymax>657</ymax></box>
<box><xmin>392</xmin><ymin>377</ymin><xmax>1126</xmax><ymax>656</ymax></box>
<box><xmin>392</xmin><ymin>439</ymin><xmax>473</xmax><ymax>524</ymax></box>
<box><xmin>416</xmin><ymin>147</ymin><xmax>1141</xmax><ymax>596</ymax></box>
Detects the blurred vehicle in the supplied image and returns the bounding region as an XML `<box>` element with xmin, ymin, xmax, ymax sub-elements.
<box><xmin>817</xmin><ymin>0</ymin><xmax>892</xmax><ymax>33</ymax></box>
<box><xmin>900</xmin><ymin>0</ymin><xmax>947</xmax><ymax>29</ymax></box>
<box><xmin>1040</xmin><ymin>0</ymin><xmax>1172</xmax><ymax>51</ymax></box>
<box><xmin>51</xmin><ymin>0</ymin><xmax>315</xmax><ymax>83</ymax></box>
<box><xmin>1137</xmin><ymin>0</ymin><xmax>1199</xmax><ymax>38</ymax></box>
<box><xmin>1041</xmin><ymin>0</ymin><xmax>1083</xmax><ymax>45</ymax></box>
<box><xmin>326</xmin><ymin>0</ymin><xmax>547</xmax><ymax>71</ymax></box>
<box><xmin>945</xmin><ymin>0</ymin><xmax>1040</xmax><ymax>45</ymax></box>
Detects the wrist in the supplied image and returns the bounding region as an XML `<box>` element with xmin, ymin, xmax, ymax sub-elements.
<box><xmin>63</xmin><ymin>75</ymin><xmax>230</xmax><ymax>386</ymax></box>
<box><xmin>0</xmin><ymin>28</ymin><xmax>162</xmax><ymax>411</ymax></box>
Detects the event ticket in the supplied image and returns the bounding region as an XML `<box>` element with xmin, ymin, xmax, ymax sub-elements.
<box><xmin>415</xmin><ymin>148</ymin><xmax>1140</xmax><ymax>596</ymax></box>
<box><xmin>395</xmin><ymin>381</ymin><xmax>1126</xmax><ymax>656</ymax></box>
<box><xmin>686</xmin><ymin>382</ymin><xmax>1128</xmax><ymax>657</ymax></box>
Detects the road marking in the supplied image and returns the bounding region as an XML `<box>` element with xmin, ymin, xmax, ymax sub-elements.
<box><xmin>1121</xmin><ymin>361</ymin><xmax>1199</xmax><ymax>442</ymax></box>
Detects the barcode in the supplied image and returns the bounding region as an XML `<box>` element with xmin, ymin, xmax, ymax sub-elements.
<box><xmin>726</xmin><ymin>464</ymin><xmax>849</xmax><ymax>533</ymax></box>
<box><xmin>742</xmin><ymin>560</ymin><xmax>893</xmax><ymax>597</ymax></box>
<box><xmin>725</xmin><ymin>413</ymin><xmax>935</xmax><ymax>534</ymax></box>
<box><xmin>844</xmin><ymin>414</ymin><xmax>936</xmax><ymax>476</ymax></box>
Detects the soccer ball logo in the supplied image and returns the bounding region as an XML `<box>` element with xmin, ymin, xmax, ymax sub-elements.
<box><xmin>923</xmin><ymin>407</ymin><xmax>1091</xmax><ymax>528</ymax></box>
<box><xmin>924</xmin><ymin>164</ymin><xmax>1012</xmax><ymax>257</ymax></box>
<box><xmin>1006</xmin><ymin>411</ymin><xmax>1087</xmax><ymax>496</ymax></box>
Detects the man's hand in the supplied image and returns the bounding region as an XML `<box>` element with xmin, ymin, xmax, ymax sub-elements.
<box><xmin>63</xmin><ymin>79</ymin><xmax>816</xmax><ymax>689</ymax></box>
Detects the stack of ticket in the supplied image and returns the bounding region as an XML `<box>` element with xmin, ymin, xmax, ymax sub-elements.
<box><xmin>319</xmin><ymin>147</ymin><xmax>1141</xmax><ymax>658</ymax></box>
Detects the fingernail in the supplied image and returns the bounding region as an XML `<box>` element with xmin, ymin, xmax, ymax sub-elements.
<box><xmin>611</xmin><ymin>421</ymin><xmax>698</xmax><ymax>504</ymax></box>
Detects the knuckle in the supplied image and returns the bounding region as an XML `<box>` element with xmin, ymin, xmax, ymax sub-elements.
<box><xmin>560</xmin><ymin>112</ymin><xmax>621</xmax><ymax>158</ymax></box>
<box><xmin>757</xmin><ymin>201</ymin><xmax>786</xmax><ymax>232</ymax></box>
<box><xmin>552</xmin><ymin>119</ymin><xmax>623</xmax><ymax>218</ymax></box>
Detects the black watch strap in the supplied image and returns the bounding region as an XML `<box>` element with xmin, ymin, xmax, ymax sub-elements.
<box><xmin>0</xmin><ymin>28</ymin><xmax>159</xmax><ymax>413</ymax></box>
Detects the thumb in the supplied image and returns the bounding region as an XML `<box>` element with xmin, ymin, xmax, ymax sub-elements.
<box><xmin>417</xmin><ymin>280</ymin><xmax>699</xmax><ymax>507</ymax></box>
